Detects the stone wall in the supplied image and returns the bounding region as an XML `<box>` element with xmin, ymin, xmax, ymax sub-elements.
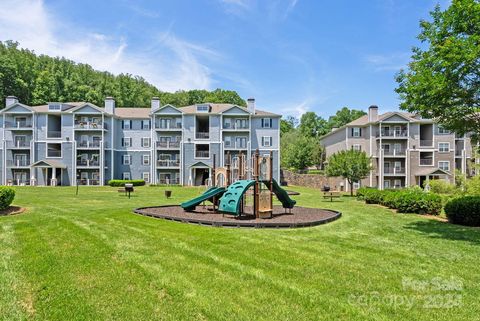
<box><xmin>280</xmin><ymin>169</ymin><xmax>345</xmax><ymax>190</ymax></box>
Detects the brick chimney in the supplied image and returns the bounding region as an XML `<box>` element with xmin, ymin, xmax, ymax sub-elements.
<box><xmin>368</xmin><ymin>105</ymin><xmax>378</xmax><ymax>122</ymax></box>
<box><xmin>247</xmin><ymin>98</ymin><xmax>255</xmax><ymax>114</ymax></box>
<box><xmin>105</xmin><ymin>97</ymin><xmax>115</xmax><ymax>114</ymax></box>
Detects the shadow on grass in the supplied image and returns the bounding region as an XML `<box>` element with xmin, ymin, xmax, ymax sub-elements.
<box><xmin>404</xmin><ymin>219</ymin><xmax>480</xmax><ymax>245</ymax></box>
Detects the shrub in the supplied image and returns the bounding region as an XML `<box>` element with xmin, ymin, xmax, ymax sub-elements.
<box><xmin>108</xmin><ymin>179</ymin><xmax>146</xmax><ymax>187</ymax></box>
<box><xmin>356</xmin><ymin>187</ymin><xmax>372</xmax><ymax>200</ymax></box>
<box><xmin>426</xmin><ymin>179</ymin><xmax>457</xmax><ymax>195</ymax></box>
<box><xmin>445</xmin><ymin>196</ymin><xmax>480</xmax><ymax>226</ymax></box>
<box><xmin>0</xmin><ymin>186</ymin><xmax>15</xmax><ymax>210</ymax></box>
<box><xmin>466</xmin><ymin>176</ymin><xmax>480</xmax><ymax>196</ymax></box>
<box><xmin>381</xmin><ymin>190</ymin><xmax>401</xmax><ymax>209</ymax></box>
<box><xmin>364</xmin><ymin>189</ymin><xmax>385</xmax><ymax>204</ymax></box>
<box><xmin>394</xmin><ymin>188</ymin><xmax>442</xmax><ymax>215</ymax></box>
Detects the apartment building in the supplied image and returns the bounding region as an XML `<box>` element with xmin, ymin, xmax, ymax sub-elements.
<box><xmin>0</xmin><ymin>96</ymin><xmax>280</xmax><ymax>186</ymax></box>
<box><xmin>320</xmin><ymin>105</ymin><xmax>475</xmax><ymax>191</ymax></box>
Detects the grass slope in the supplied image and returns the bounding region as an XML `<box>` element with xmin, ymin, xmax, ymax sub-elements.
<box><xmin>0</xmin><ymin>185</ymin><xmax>479</xmax><ymax>320</ymax></box>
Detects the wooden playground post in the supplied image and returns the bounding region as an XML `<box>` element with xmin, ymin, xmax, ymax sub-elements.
<box><xmin>254</xmin><ymin>149</ymin><xmax>260</xmax><ymax>218</ymax></box>
<box><xmin>226</xmin><ymin>151</ymin><xmax>231</xmax><ymax>186</ymax></box>
<box><xmin>269</xmin><ymin>150</ymin><xmax>273</xmax><ymax>213</ymax></box>
<box><xmin>212</xmin><ymin>154</ymin><xmax>216</xmax><ymax>213</ymax></box>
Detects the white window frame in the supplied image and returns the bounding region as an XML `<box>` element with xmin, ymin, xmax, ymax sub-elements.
<box><xmin>142</xmin><ymin>154</ymin><xmax>150</xmax><ymax>166</ymax></box>
<box><xmin>262</xmin><ymin>136</ymin><xmax>272</xmax><ymax>147</ymax></box>
<box><xmin>141</xmin><ymin>137</ymin><xmax>151</xmax><ymax>148</ymax></box>
<box><xmin>352</xmin><ymin>127</ymin><xmax>361</xmax><ymax>137</ymax></box>
<box><xmin>122</xmin><ymin>172</ymin><xmax>131</xmax><ymax>180</ymax></box>
<box><xmin>122</xmin><ymin>137</ymin><xmax>132</xmax><ymax>147</ymax></box>
<box><xmin>142</xmin><ymin>120</ymin><xmax>150</xmax><ymax>130</ymax></box>
<box><xmin>123</xmin><ymin>120</ymin><xmax>132</xmax><ymax>130</ymax></box>
<box><xmin>46</xmin><ymin>143</ymin><xmax>62</xmax><ymax>158</ymax></box>
<box><xmin>353</xmin><ymin>181</ymin><xmax>360</xmax><ymax>189</ymax></box>
<box><xmin>438</xmin><ymin>161</ymin><xmax>450</xmax><ymax>171</ymax></box>
<box><xmin>438</xmin><ymin>125</ymin><xmax>451</xmax><ymax>134</ymax></box>
<box><xmin>123</xmin><ymin>155</ymin><xmax>132</xmax><ymax>165</ymax></box>
<box><xmin>262</xmin><ymin>118</ymin><xmax>272</xmax><ymax>128</ymax></box>
<box><xmin>142</xmin><ymin>172</ymin><xmax>150</xmax><ymax>183</ymax></box>
<box><xmin>438</xmin><ymin>142</ymin><xmax>450</xmax><ymax>153</ymax></box>
<box><xmin>352</xmin><ymin>144</ymin><xmax>361</xmax><ymax>151</ymax></box>
<box><xmin>394</xmin><ymin>179</ymin><xmax>402</xmax><ymax>188</ymax></box>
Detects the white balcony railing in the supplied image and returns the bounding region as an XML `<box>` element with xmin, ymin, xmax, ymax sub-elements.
<box><xmin>77</xmin><ymin>141</ymin><xmax>101</xmax><ymax>148</ymax></box>
<box><xmin>74</xmin><ymin>121</ymin><xmax>107</xmax><ymax>130</ymax></box>
<box><xmin>195</xmin><ymin>150</ymin><xmax>210</xmax><ymax>158</ymax></box>
<box><xmin>77</xmin><ymin>159</ymin><xmax>100</xmax><ymax>167</ymax></box>
<box><xmin>7</xmin><ymin>141</ymin><xmax>30</xmax><ymax>148</ymax></box>
<box><xmin>156</xmin><ymin>141</ymin><xmax>180</xmax><ymax>149</ymax></box>
<box><xmin>224</xmin><ymin>142</ymin><xmax>248</xmax><ymax>149</ymax></box>
<box><xmin>4</xmin><ymin>121</ymin><xmax>33</xmax><ymax>129</ymax></box>
<box><xmin>196</xmin><ymin>132</ymin><xmax>209</xmax><ymax>139</ymax></box>
<box><xmin>78</xmin><ymin>179</ymin><xmax>100</xmax><ymax>186</ymax></box>
<box><xmin>222</xmin><ymin>123</ymin><xmax>249</xmax><ymax>130</ymax></box>
<box><xmin>157</xmin><ymin>159</ymin><xmax>180</xmax><ymax>167</ymax></box>
<box><xmin>155</xmin><ymin>122</ymin><xmax>182</xmax><ymax>130</ymax></box>
<box><xmin>381</xmin><ymin>149</ymin><xmax>406</xmax><ymax>156</ymax></box>
<box><xmin>7</xmin><ymin>159</ymin><xmax>31</xmax><ymax>167</ymax></box>
<box><xmin>384</xmin><ymin>167</ymin><xmax>406</xmax><ymax>175</ymax></box>
<box><xmin>157</xmin><ymin>178</ymin><xmax>180</xmax><ymax>185</ymax></box>
<box><xmin>377</xmin><ymin>130</ymin><xmax>408</xmax><ymax>138</ymax></box>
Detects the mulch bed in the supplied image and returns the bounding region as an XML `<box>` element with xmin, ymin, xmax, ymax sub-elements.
<box><xmin>0</xmin><ymin>206</ymin><xmax>26</xmax><ymax>216</ymax></box>
<box><xmin>134</xmin><ymin>205</ymin><xmax>341</xmax><ymax>228</ymax></box>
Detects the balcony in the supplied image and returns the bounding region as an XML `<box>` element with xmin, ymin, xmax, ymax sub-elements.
<box><xmin>74</xmin><ymin>121</ymin><xmax>107</xmax><ymax>130</ymax></box>
<box><xmin>381</xmin><ymin>149</ymin><xmax>406</xmax><ymax>157</ymax></box>
<box><xmin>155</xmin><ymin>122</ymin><xmax>182</xmax><ymax>130</ymax></box>
<box><xmin>78</xmin><ymin>179</ymin><xmax>100</xmax><ymax>186</ymax></box>
<box><xmin>157</xmin><ymin>159</ymin><xmax>180</xmax><ymax>168</ymax></box>
<box><xmin>224</xmin><ymin>142</ymin><xmax>248</xmax><ymax>149</ymax></box>
<box><xmin>196</xmin><ymin>132</ymin><xmax>209</xmax><ymax>139</ymax></box>
<box><xmin>195</xmin><ymin>150</ymin><xmax>210</xmax><ymax>158</ymax></box>
<box><xmin>6</xmin><ymin>141</ymin><xmax>30</xmax><ymax>149</ymax></box>
<box><xmin>376</xmin><ymin>130</ymin><xmax>408</xmax><ymax>138</ymax></box>
<box><xmin>47</xmin><ymin>150</ymin><xmax>62</xmax><ymax>157</ymax></box>
<box><xmin>455</xmin><ymin>150</ymin><xmax>463</xmax><ymax>157</ymax></box>
<box><xmin>156</xmin><ymin>141</ymin><xmax>180</xmax><ymax>149</ymax></box>
<box><xmin>420</xmin><ymin>159</ymin><xmax>433</xmax><ymax>166</ymax></box>
<box><xmin>157</xmin><ymin>178</ymin><xmax>180</xmax><ymax>185</ymax></box>
<box><xmin>7</xmin><ymin>159</ymin><xmax>31</xmax><ymax>167</ymax></box>
<box><xmin>77</xmin><ymin>141</ymin><xmax>102</xmax><ymax>149</ymax></box>
<box><xmin>4</xmin><ymin>121</ymin><xmax>33</xmax><ymax>129</ymax></box>
<box><xmin>47</xmin><ymin>131</ymin><xmax>62</xmax><ymax>138</ymax></box>
<box><xmin>384</xmin><ymin>167</ymin><xmax>406</xmax><ymax>175</ymax></box>
<box><xmin>77</xmin><ymin>159</ymin><xmax>100</xmax><ymax>167</ymax></box>
<box><xmin>222</xmin><ymin>123</ymin><xmax>249</xmax><ymax>130</ymax></box>
<box><xmin>420</xmin><ymin>140</ymin><xmax>434</xmax><ymax>147</ymax></box>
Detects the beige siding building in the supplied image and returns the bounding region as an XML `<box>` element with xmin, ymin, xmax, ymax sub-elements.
<box><xmin>320</xmin><ymin>106</ymin><xmax>475</xmax><ymax>191</ymax></box>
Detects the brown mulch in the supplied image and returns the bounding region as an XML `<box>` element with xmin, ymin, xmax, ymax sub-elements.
<box><xmin>135</xmin><ymin>205</ymin><xmax>341</xmax><ymax>228</ymax></box>
<box><xmin>0</xmin><ymin>206</ymin><xmax>26</xmax><ymax>216</ymax></box>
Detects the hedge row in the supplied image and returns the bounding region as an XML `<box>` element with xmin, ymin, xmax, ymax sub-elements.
<box><xmin>0</xmin><ymin>186</ymin><xmax>15</xmax><ymax>210</ymax></box>
<box><xmin>445</xmin><ymin>196</ymin><xmax>480</xmax><ymax>227</ymax></box>
<box><xmin>357</xmin><ymin>187</ymin><xmax>442</xmax><ymax>215</ymax></box>
<box><xmin>108</xmin><ymin>180</ymin><xmax>146</xmax><ymax>187</ymax></box>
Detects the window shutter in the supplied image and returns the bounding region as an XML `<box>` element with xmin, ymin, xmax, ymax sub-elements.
<box><xmin>261</xmin><ymin>119</ymin><xmax>264</xmax><ymax>128</ymax></box>
<box><xmin>121</xmin><ymin>138</ymin><xmax>124</xmax><ymax>147</ymax></box>
<box><xmin>359</xmin><ymin>128</ymin><xmax>362</xmax><ymax>136</ymax></box>
<box><xmin>270</xmin><ymin>137</ymin><xmax>272</xmax><ymax>146</ymax></box>
<box><xmin>121</xmin><ymin>120</ymin><xmax>124</xmax><ymax>129</ymax></box>
<box><xmin>269</xmin><ymin>118</ymin><xmax>272</xmax><ymax>128</ymax></box>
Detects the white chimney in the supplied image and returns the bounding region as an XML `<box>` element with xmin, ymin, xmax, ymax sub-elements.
<box><xmin>247</xmin><ymin>98</ymin><xmax>255</xmax><ymax>114</ymax></box>
<box><xmin>368</xmin><ymin>105</ymin><xmax>378</xmax><ymax>122</ymax></box>
<box><xmin>5</xmin><ymin>96</ymin><xmax>18</xmax><ymax>107</ymax></box>
<box><xmin>105</xmin><ymin>97</ymin><xmax>115</xmax><ymax>114</ymax></box>
<box><xmin>151</xmin><ymin>97</ymin><xmax>161</xmax><ymax>111</ymax></box>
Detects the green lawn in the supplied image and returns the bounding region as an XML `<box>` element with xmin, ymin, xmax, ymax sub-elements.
<box><xmin>0</xmin><ymin>185</ymin><xmax>479</xmax><ymax>321</ymax></box>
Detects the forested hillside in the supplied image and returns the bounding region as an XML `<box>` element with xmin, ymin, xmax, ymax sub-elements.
<box><xmin>0</xmin><ymin>41</ymin><xmax>246</xmax><ymax>108</ymax></box>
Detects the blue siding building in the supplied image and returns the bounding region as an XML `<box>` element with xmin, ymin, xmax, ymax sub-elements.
<box><xmin>0</xmin><ymin>96</ymin><xmax>280</xmax><ymax>186</ymax></box>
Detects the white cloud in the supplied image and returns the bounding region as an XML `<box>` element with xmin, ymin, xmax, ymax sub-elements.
<box><xmin>0</xmin><ymin>0</ymin><xmax>216</xmax><ymax>92</ymax></box>
<box><xmin>364</xmin><ymin>52</ymin><xmax>410</xmax><ymax>72</ymax></box>
<box><xmin>280</xmin><ymin>97</ymin><xmax>313</xmax><ymax>118</ymax></box>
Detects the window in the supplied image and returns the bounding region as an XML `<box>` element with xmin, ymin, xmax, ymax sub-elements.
<box><xmin>394</xmin><ymin>179</ymin><xmax>402</xmax><ymax>188</ymax></box>
<box><xmin>122</xmin><ymin>120</ymin><xmax>132</xmax><ymax>130</ymax></box>
<box><xmin>262</xmin><ymin>136</ymin><xmax>272</xmax><ymax>147</ymax></box>
<box><xmin>122</xmin><ymin>172</ymin><xmax>131</xmax><ymax>180</ymax></box>
<box><xmin>438</xmin><ymin>142</ymin><xmax>450</xmax><ymax>152</ymax></box>
<box><xmin>47</xmin><ymin>143</ymin><xmax>61</xmax><ymax>158</ymax></box>
<box><xmin>223</xmin><ymin>118</ymin><xmax>232</xmax><ymax>129</ymax></box>
<box><xmin>48</xmin><ymin>103</ymin><xmax>61</xmax><ymax>111</ymax></box>
<box><xmin>121</xmin><ymin>137</ymin><xmax>132</xmax><ymax>147</ymax></box>
<box><xmin>142</xmin><ymin>172</ymin><xmax>150</xmax><ymax>183</ymax></box>
<box><xmin>382</xmin><ymin>143</ymin><xmax>391</xmax><ymax>153</ymax></box>
<box><xmin>353</xmin><ymin>181</ymin><xmax>360</xmax><ymax>189</ymax></box>
<box><xmin>142</xmin><ymin>120</ymin><xmax>151</xmax><ymax>130</ymax></box>
<box><xmin>143</xmin><ymin>154</ymin><xmax>150</xmax><ymax>166</ymax></box>
<box><xmin>123</xmin><ymin>155</ymin><xmax>131</xmax><ymax>165</ymax></box>
<box><xmin>352</xmin><ymin>127</ymin><xmax>361</xmax><ymax>137</ymax></box>
<box><xmin>261</xmin><ymin>118</ymin><xmax>272</xmax><ymax>128</ymax></box>
<box><xmin>438</xmin><ymin>125</ymin><xmax>451</xmax><ymax>134</ymax></box>
<box><xmin>196</xmin><ymin>104</ymin><xmax>210</xmax><ymax>112</ymax></box>
<box><xmin>141</xmin><ymin>138</ymin><xmax>151</xmax><ymax>148</ymax></box>
<box><xmin>195</xmin><ymin>144</ymin><xmax>210</xmax><ymax>158</ymax></box>
<box><xmin>224</xmin><ymin>136</ymin><xmax>232</xmax><ymax>147</ymax></box>
<box><xmin>439</xmin><ymin>161</ymin><xmax>450</xmax><ymax>171</ymax></box>
<box><xmin>352</xmin><ymin>144</ymin><xmax>361</xmax><ymax>151</ymax></box>
<box><xmin>384</xmin><ymin>180</ymin><xmax>390</xmax><ymax>189</ymax></box>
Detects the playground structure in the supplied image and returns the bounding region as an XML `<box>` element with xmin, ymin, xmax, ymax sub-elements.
<box><xmin>180</xmin><ymin>150</ymin><xmax>296</xmax><ymax>218</ymax></box>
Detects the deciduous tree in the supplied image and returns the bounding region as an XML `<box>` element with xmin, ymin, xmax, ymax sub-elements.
<box><xmin>326</xmin><ymin>150</ymin><xmax>372</xmax><ymax>196</ymax></box>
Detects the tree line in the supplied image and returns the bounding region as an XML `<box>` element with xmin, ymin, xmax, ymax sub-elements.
<box><xmin>281</xmin><ymin>107</ymin><xmax>366</xmax><ymax>170</ymax></box>
<box><xmin>0</xmin><ymin>41</ymin><xmax>245</xmax><ymax>109</ymax></box>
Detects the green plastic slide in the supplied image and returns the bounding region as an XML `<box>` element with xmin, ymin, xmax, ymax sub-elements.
<box><xmin>263</xmin><ymin>179</ymin><xmax>296</xmax><ymax>209</ymax></box>
<box><xmin>181</xmin><ymin>187</ymin><xmax>226</xmax><ymax>211</ymax></box>
<box><xmin>218</xmin><ymin>180</ymin><xmax>256</xmax><ymax>216</ymax></box>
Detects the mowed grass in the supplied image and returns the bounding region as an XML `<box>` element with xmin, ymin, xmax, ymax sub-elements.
<box><xmin>0</xmin><ymin>185</ymin><xmax>479</xmax><ymax>321</ymax></box>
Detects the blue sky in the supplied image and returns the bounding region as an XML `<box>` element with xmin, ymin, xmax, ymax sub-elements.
<box><xmin>0</xmin><ymin>0</ymin><xmax>449</xmax><ymax>117</ymax></box>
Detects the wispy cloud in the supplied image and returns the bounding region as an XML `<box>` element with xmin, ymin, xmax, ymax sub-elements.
<box><xmin>0</xmin><ymin>0</ymin><xmax>216</xmax><ymax>92</ymax></box>
<box><xmin>364</xmin><ymin>52</ymin><xmax>410</xmax><ymax>72</ymax></box>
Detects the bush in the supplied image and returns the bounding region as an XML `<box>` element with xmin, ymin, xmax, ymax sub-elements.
<box><xmin>466</xmin><ymin>176</ymin><xmax>480</xmax><ymax>195</ymax></box>
<box><xmin>356</xmin><ymin>187</ymin><xmax>371</xmax><ymax>200</ymax></box>
<box><xmin>108</xmin><ymin>179</ymin><xmax>146</xmax><ymax>187</ymax></box>
<box><xmin>445</xmin><ymin>196</ymin><xmax>480</xmax><ymax>226</ymax></box>
<box><xmin>426</xmin><ymin>179</ymin><xmax>457</xmax><ymax>195</ymax></box>
<box><xmin>0</xmin><ymin>186</ymin><xmax>15</xmax><ymax>210</ymax></box>
<box><xmin>364</xmin><ymin>189</ymin><xmax>385</xmax><ymax>204</ymax></box>
<box><xmin>394</xmin><ymin>188</ymin><xmax>442</xmax><ymax>215</ymax></box>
